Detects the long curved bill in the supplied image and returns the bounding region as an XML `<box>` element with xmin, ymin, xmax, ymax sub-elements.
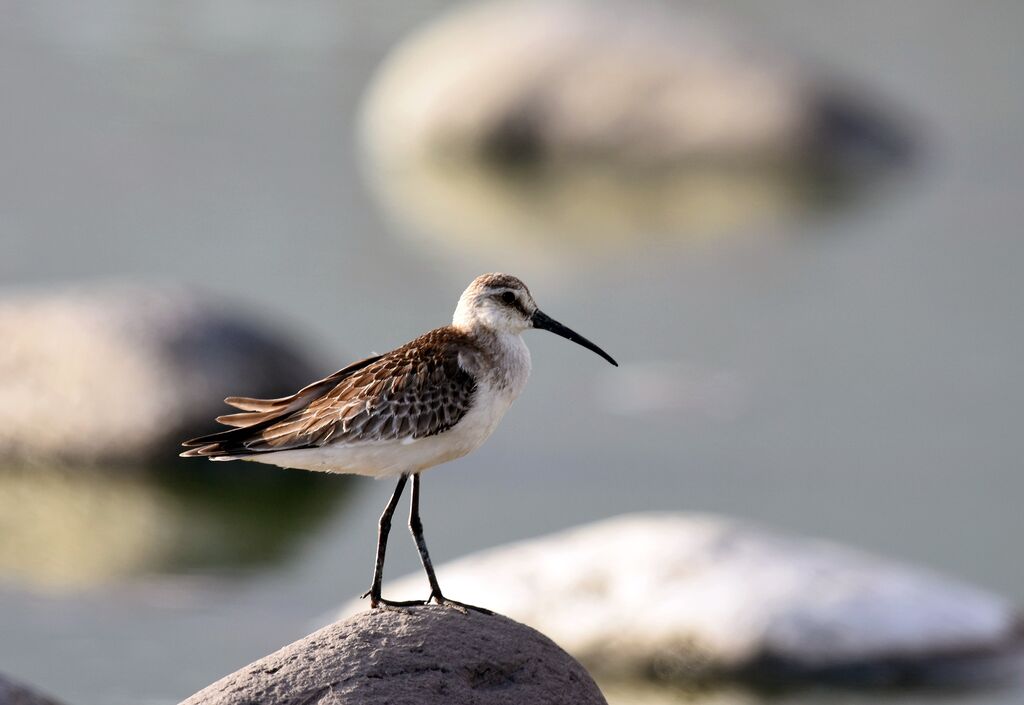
<box><xmin>531</xmin><ymin>310</ymin><xmax>618</xmax><ymax>366</ymax></box>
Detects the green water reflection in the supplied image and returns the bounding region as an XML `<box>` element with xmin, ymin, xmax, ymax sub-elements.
<box><xmin>0</xmin><ymin>462</ymin><xmax>351</xmax><ymax>591</ymax></box>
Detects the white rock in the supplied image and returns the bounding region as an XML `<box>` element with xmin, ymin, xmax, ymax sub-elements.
<box><xmin>339</xmin><ymin>513</ymin><xmax>1022</xmax><ymax>686</ymax></box>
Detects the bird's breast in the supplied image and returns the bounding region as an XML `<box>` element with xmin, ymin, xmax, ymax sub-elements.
<box><xmin>447</xmin><ymin>334</ymin><xmax>531</xmax><ymax>454</ymax></box>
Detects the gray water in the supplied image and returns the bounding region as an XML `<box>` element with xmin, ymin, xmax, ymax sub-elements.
<box><xmin>2</xmin><ymin>1</ymin><xmax>1023</xmax><ymax>703</ymax></box>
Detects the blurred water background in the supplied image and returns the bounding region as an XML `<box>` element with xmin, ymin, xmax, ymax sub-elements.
<box><xmin>1</xmin><ymin>1</ymin><xmax>1022</xmax><ymax>704</ymax></box>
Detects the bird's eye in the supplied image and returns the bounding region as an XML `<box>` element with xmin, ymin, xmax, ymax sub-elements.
<box><xmin>500</xmin><ymin>291</ymin><xmax>516</xmax><ymax>305</ymax></box>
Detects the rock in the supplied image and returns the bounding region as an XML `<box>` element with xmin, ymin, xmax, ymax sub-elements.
<box><xmin>0</xmin><ymin>282</ymin><xmax>322</xmax><ymax>465</ymax></box>
<box><xmin>359</xmin><ymin>0</ymin><xmax>913</xmax><ymax>256</ymax></box>
<box><xmin>184</xmin><ymin>606</ymin><xmax>607</xmax><ymax>705</ymax></box>
<box><xmin>0</xmin><ymin>673</ymin><xmax>65</xmax><ymax>705</ymax></box>
<box><xmin>363</xmin><ymin>0</ymin><xmax>911</xmax><ymax>170</ymax></box>
<box><xmin>340</xmin><ymin>513</ymin><xmax>1024</xmax><ymax>688</ymax></box>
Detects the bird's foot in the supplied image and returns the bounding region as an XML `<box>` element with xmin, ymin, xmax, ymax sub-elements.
<box><xmin>428</xmin><ymin>590</ymin><xmax>493</xmax><ymax>615</ymax></box>
<box><xmin>361</xmin><ymin>589</ymin><xmax>427</xmax><ymax>611</ymax></box>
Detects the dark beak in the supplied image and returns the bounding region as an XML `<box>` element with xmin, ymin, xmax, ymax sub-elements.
<box><xmin>531</xmin><ymin>310</ymin><xmax>618</xmax><ymax>366</ymax></box>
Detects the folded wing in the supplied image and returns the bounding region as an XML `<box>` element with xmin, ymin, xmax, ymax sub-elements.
<box><xmin>180</xmin><ymin>328</ymin><xmax>478</xmax><ymax>459</ymax></box>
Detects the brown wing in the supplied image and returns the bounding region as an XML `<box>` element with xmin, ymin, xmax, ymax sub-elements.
<box><xmin>180</xmin><ymin>327</ymin><xmax>477</xmax><ymax>458</ymax></box>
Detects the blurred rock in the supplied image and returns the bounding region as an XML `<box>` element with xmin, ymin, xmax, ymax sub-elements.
<box><xmin>360</xmin><ymin>0</ymin><xmax>914</xmax><ymax>255</ymax></box>
<box><xmin>365</xmin><ymin>0</ymin><xmax>912</xmax><ymax>169</ymax></box>
<box><xmin>0</xmin><ymin>463</ymin><xmax>348</xmax><ymax>591</ymax></box>
<box><xmin>0</xmin><ymin>282</ymin><xmax>322</xmax><ymax>465</ymax></box>
<box><xmin>339</xmin><ymin>513</ymin><xmax>1024</xmax><ymax>688</ymax></box>
<box><xmin>0</xmin><ymin>673</ymin><xmax>64</xmax><ymax>705</ymax></box>
<box><xmin>184</xmin><ymin>606</ymin><xmax>607</xmax><ymax>705</ymax></box>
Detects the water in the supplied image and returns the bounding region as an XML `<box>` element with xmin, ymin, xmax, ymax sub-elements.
<box><xmin>1</xmin><ymin>1</ymin><xmax>1023</xmax><ymax>703</ymax></box>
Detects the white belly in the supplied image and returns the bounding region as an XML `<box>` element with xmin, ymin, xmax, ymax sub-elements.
<box><xmin>236</xmin><ymin>377</ymin><xmax>523</xmax><ymax>478</ymax></box>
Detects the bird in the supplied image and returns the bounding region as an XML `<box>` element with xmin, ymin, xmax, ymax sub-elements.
<box><xmin>181</xmin><ymin>273</ymin><xmax>617</xmax><ymax>610</ymax></box>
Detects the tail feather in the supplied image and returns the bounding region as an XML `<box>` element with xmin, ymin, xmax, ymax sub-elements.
<box><xmin>215</xmin><ymin>411</ymin><xmax>274</xmax><ymax>428</ymax></box>
<box><xmin>223</xmin><ymin>395</ymin><xmax>289</xmax><ymax>412</ymax></box>
<box><xmin>180</xmin><ymin>354</ymin><xmax>383</xmax><ymax>460</ymax></box>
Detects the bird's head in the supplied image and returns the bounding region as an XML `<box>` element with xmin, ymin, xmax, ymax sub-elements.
<box><xmin>453</xmin><ymin>273</ymin><xmax>617</xmax><ymax>366</ymax></box>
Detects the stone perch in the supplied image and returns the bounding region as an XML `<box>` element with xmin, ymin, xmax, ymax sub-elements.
<box><xmin>183</xmin><ymin>606</ymin><xmax>607</xmax><ymax>705</ymax></box>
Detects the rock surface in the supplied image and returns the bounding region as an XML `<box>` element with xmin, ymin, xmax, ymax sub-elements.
<box><xmin>0</xmin><ymin>673</ymin><xmax>64</xmax><ymax>705</ymax></box>
<box><xmin>340</xmin><ymin>513</ymin><xmax>1024</xmax><ymax>687</ymax></box>
<box><xmin>0</xmin><ymin>282</ymin><xmax>321</xmax><ymax>465</ymax></box>
<box><xmin>184</xmin><ymin>606</ymin><xmax>607</xmax><ymax>705</ymax></box>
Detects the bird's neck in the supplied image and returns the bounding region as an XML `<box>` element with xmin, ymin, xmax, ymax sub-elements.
<box><xmin>467</xmin><ymin>326</ymin><xmax>532</xmax><ymax>396</ymax></box>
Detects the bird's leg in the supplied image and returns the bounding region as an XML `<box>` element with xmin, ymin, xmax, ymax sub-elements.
<box><xmin>362</xmin><ymin>473</ymin><xmax>424</xmax><ymax>609</ymax></box>
<box><xmin>408</xmin><ymin>473</ymin><xmax>444</xmax><ymax>598</ymax></box>
<box><xmin>409</xmin><ymin>473</ymin><xmax>492</xmax><ymax>615</ymax></box>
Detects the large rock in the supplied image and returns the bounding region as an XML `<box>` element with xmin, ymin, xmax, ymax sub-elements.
<box><xmin>0</xmin><ymin>673</ymin><xmax>64</xmax><ymax>705</ymax></box>
<box><xmin>184</xmin><ymin>606</ymin><xmax>607</xmax><ymax>705</ymax></box>
<box><xmin>363</xmin><ymin>0</ymin><xmax>911</xmax><ymax>170</ymax></box>
<box><xmin>0</xmin><ymin>282</ymin><xmax>321</xmax><ymax>465</ymax></box>
<box><xmin>340</xmin><ymin>513</ymin><xmax>1024</xmax><ymax>688</ymax></box>
<box><xmin>359</xmin><ymin>0</ymin><xmax>913</xmax><ymax>256</ymax></box>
